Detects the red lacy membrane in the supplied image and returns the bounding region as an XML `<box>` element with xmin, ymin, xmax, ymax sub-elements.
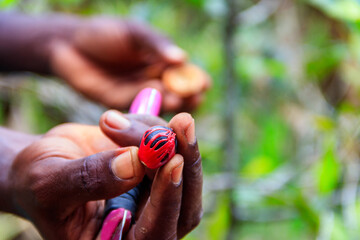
<box><xmin>138</xmin><ymin>126</ymin><xmax>177</xmax><ymax>169</ymax></box>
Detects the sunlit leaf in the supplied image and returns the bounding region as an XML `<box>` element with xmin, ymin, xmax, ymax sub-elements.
<box><xmin>316</xmin><ymin>137</ymin><xmax>340</xmax><ymax>194</ymax></box>
<box><xmin>293</xmin><ymin>193</ymin><xmax>320</xmax><ymax>233</ymax></box>
<box><xmin>239</xmin><ymin>218</ymin><xmax>313</xmax><ymax>240</ymax></box>
<box><xmin>18</xmin><ymin>81</ymin><xmax>62</xmax><ymax>134</ymax></box>
<box><xmin>265</xmin><ymin>58</ymin><xmax>286</xmax><ymax>80</ymax></box>
<box><xmin>185</xmin><ymin>0</ymin><xmax>205</xmax><ymax>8</ymax></box>
<box><xmin>314</xmin><ymin>115</ymin><xmax>335</xmax><ymax>131</ymax></box>
<box><xmin>331</xmin><ymin>214</ymin><xmax>349</xmax><ymax>240</ymax></box>
<box><xmin>309</xmin><ymin>0</ymin><xmax>360</xmax><ymax>22</ymax></box>
<box><xmin>48</xmin><ymin>0</ymin><xmax>83</xmax><ymax>8</ymax></box>
<box><xmin>206</xmin><ymin>194</ymin><xmax>231</xmax><ymax>240</ymax></box>
<box><xmin>0</xmin><ymin>0</ymin><xmax>18</xmax><ymax>9</ymax></box>
<box><xmin>242</xmin><ymin>155</ymin><xmax>274</xmax><ymax>178</ymax></box>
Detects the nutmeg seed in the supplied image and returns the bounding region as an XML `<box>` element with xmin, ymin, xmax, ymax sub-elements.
<box><xmin>138</xmin><ymin>126</ymin><xmax>177</xmax><ymax>169</ymax></box>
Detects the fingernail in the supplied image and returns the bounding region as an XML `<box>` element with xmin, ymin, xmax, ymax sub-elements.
<box><xmin>185</xmin><ymin>118</ymin><xmax>196</xmax><ymax>144</ymax></box>
<box><xmin>164</xmin><ymin>45</ymin><xmax>187</xmax><ymax>61</ymax></box>
<box><xmin>105</xmin><ymin>111</ymin><xmax>131</xmax><ymax>130</ymax></box>
<box><xmin>171</xmin><ymin>162</ymin><xmax>184</xmax><ymax>185</ymax></box>
<box><xmin>112</xmin><ymin>149</ymin><xmax>135</xmax><ymax>179</ymax></box>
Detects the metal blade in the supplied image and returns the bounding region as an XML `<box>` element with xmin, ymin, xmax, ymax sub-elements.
<box><xmin>111</xmin><ymin>210</ymin><xmax>128</xmax><ymax>240</ymax></box>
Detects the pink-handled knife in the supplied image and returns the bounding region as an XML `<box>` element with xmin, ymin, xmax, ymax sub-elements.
<box><xmin>100</xmin><ymin>88</ymin><xmax>162</xmax><ymax>240</ymax></box>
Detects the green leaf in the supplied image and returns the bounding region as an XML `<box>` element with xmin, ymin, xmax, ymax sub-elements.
<box><xmin>242</xmin><ymin>155</ymin><xmax>274</xmax><ymax>178</ymax></box>
<box><xmin>239</xmin><ymin>218</ymin><xmax>313</xmax><ymax>240</ymax></box>
<box><xmin>0</xmin><ymin>0</ymin><xmax>18</xmax><ymax>9</ymax></box>
<box><xmin>293</xmin><ymin>193</ymin><xmax>320</xmax><ymax>233</ymax></box>
<box><xmin>316</xmin><ymin>137</ymin><xmax>340</xmax><ymax>194</ymax></box>
<box><xmin>48</xmin><ymin>0</ymin><xmax>83</xmax><ymax>8</ymax></box>
<box><xmin>206</xmin><ymin>194</ymin><xmax>231</xmax><ymax>240</ymax></box>
<box><xmin>331</xmin><ymin>213</ymin><xmax>349</xmax><ymax>240</ymax></box>
<box><xmin>185</xmin><ymin>0</ymin><xmax>205</xmax><ymax>8</ymax></box>
<box><xmin>18</xmin><ymin>81</ymin><xmax>63</xmax><ymax>134</ymax></box>
<box><xmin>309</xmin><ymin>0</ymin><xmax>360</xmax><ymax>22</ymax></box>
<box><xmin>314</xmin><ymin>115</ymin><xmax>335</xmax><ymax>131</ymax></box>
<box><xmin>265</xmin><ymin>58</ymin><xmax>286</xmax><ymax>80</ymax></box>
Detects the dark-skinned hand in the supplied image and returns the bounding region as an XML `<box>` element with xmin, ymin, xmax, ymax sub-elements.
<box><xmin>49</xmin><ymin>17</ymin><xmax>209</xmax><ymax>112</ymax></box>
<box><xmin>9</xmin><ymin>110</ymin><xmax>203</xmax><ymax>240</ymax></box>
<box><xmin>0</xmin><ymin>13</ymin><xmax>210</xmax><ymax>111</ymax></box>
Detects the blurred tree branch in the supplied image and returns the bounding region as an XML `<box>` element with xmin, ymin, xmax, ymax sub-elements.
<box><xmin>237</xmin><ymin>0</ymin><xmax>283</xmax><ymax>26</ymax></box>
<box><xmin>223</xmin><ymin>0</ymin><xmax>240</xmax><ymax>174</ymax></box>
<box><xmin>223</xmin><ymin>0</ymin><xmax>240</xmax><ymax>239</ymax></box>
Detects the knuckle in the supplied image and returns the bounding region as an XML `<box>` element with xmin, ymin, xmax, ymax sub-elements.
<box><xmin>180</xmin><ymin>208</ymin><xmax>203</xmax><ymax>233</ymax></box>
<box><xmin>80</xmin><ymin>155</ymin><xmax>102</xmax><ymax>195</ymax></box>
<box><xmin>185</xmin><ymin>155</ymin><xmax>202</xmax><ymax>177</ymax></box>
<box><xmin>192</xmin><ymin>209</ymin><xmax>203</xmax><ymax>228</ymax></box>
<box><xmin>149</xmin><ymin>196</ymin><xmax>181</xmax><ymax>213</ymax></box>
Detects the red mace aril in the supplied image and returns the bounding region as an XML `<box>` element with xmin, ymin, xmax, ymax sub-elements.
<box><xmin>138</xmin><ymin>126</ymin><xmax>177</xmax><ymax>169</ymax></box>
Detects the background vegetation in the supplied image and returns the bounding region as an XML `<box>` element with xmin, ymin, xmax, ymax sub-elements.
<box><xmin>2</xmin><ymin>0</ymin><xmax>360</xmax><ymax>239</ymax></box>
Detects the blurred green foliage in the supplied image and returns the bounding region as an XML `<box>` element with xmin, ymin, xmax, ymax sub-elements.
<box><xmin>3</xmin><ymin>0</ymin><xmax>360</xmax><ymax>239</ymax></box>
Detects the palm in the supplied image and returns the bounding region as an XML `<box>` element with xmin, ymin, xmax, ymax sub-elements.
<box><xmin>10</xmin><ymin>124</ymin><xmax>117</xmax><ymax>239</ymax></box>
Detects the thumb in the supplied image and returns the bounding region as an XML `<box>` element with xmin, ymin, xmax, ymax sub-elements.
<box><xmin>58</xmin><ymin>147</ymin><xmax>145</xmax><ymax>206</ymax></box>
<box><xmin>155</xmin><ymin>43</ymin><xmax>187</xmax><ymax>64</ymax></box>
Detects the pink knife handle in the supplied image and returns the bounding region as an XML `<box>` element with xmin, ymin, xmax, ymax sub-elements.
<box><xmin>101</xmin><ymin>209</ymin><xmax>132</xmax><ymax>240</ymax></box>
<box><xmin>129</xmin><ymin>88</ymin><xmax>162</xmax><ymax>116</ymax></box>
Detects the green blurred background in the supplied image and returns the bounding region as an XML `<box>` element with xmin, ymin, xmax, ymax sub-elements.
<box><xmin>2</xmin><ymin>0</ymin><xmax>360</xmax><ymax>239</ymax></box>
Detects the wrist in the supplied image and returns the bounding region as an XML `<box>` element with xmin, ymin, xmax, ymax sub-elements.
<box><xmin>0</xmin><ymin>13</ymin><xmax>82</xmax><ymax>74</ymax></box>
<box><xmin>0</xmin><ymin>127</ymin><xmax>39</xmax><ymax>215</ymax></box>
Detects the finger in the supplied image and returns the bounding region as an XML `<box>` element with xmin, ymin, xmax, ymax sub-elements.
<box><xmin>126</xmin><ymin>155</ymin><xmax>184</xmax><ymax>240</ymax></box>
<box><xmin>51</xmin><ymin>41</ymin><xmax>126</xmax><ymax>105</ymax></box>
<box><xmin>125</xmin><ymin>20</ymin><xmax>187</xmax><ymax>64</ymax></box>
<box><xmin>51</xmin><ymin>41</ymin><xmax>165</xmax><ymax>110</ymax></box>
<box><xmin>73</xmin><ymin>18</ymin><xmax>139</xmax><ymax>68</ymax></box>
<box><xmin>52</xmin><ymin>40</ymin><xmax>191</xmax><ymax>112</ymax></box>
<box><xmin>161</xmin><ymin>91</ymin><xmax>183</xmax><ymax>113</ymax></box>
<box><xmin>179</xmin><ymin>94</ymin><xmax>205</xmax><ymax>113</ymax></box>
<box><xmin>74</xmin><ymin>18</ymin><xmax>186</xmax><ymax>66</ymax></box>
<box><xmin>99</xmin><ymin>110</ymin><xmax>167</xmax><ymax>147</ymax></box>
<box><xmin>161</xmin><ymin>90</ymin><xmax>206</xmax><ymax>113</ymax></box>
<box><xmin>169</xmin><ymin>113</ymin><xmax>203</xmax><ymax>238</ymax></box>
<box><xmin>126</xmin><ymin>114</ymin><xmax>167</xmax><ymax>127</ymax></box>
<box><xmin>97</xmin><ymin>79</ymin><xmax>164</xmax><ymax>110</ymax></box>
<box><xmin>45</xmin><ymin>147</ymin><xmax>145</xmax><ymax>210</ymax></box>
<box><xmin>185</xmin><ymin>94</ymin><xmax>204</xmax><ymax>111</ymax></box>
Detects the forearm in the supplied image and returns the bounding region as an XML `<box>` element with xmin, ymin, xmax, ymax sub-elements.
<box><xmin>0</xmin><ymin>12</ymin><xmax>81</xmax><ymax>74</ymax></box>
<box><xmin>0</xmin><ymin>127</ymin><xmax>38</xmax><ymax>214</ymax></box>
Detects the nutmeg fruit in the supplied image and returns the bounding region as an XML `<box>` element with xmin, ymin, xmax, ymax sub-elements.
<box><xmin>138</xmin><ymin>126</ymin><xmax>177</xmax><ymax>169</ymax></box>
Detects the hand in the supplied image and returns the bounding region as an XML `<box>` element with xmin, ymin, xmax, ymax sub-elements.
<box><xmin>100</xmin><ymin>110</ymin><xmax>203</xmax><ymax>239</ymax></box>
<box><xmin>0</xmin><ymin>13</ymin><xmax>210</xmax><ymax>111</ymax></box>
<box><xmin>49</xmin><ymin>17</ymin><xmax>206</xmax><ymax>112</ymax></box>
<box><xmin>8</xmin><ymin>110</ymin><xmax>203</xmax><ymax>240</ymax></box>
<box><xmin>8</xmin><ymin>114</ymin><xmax>164</xmax><ymax>240</ymax></box>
